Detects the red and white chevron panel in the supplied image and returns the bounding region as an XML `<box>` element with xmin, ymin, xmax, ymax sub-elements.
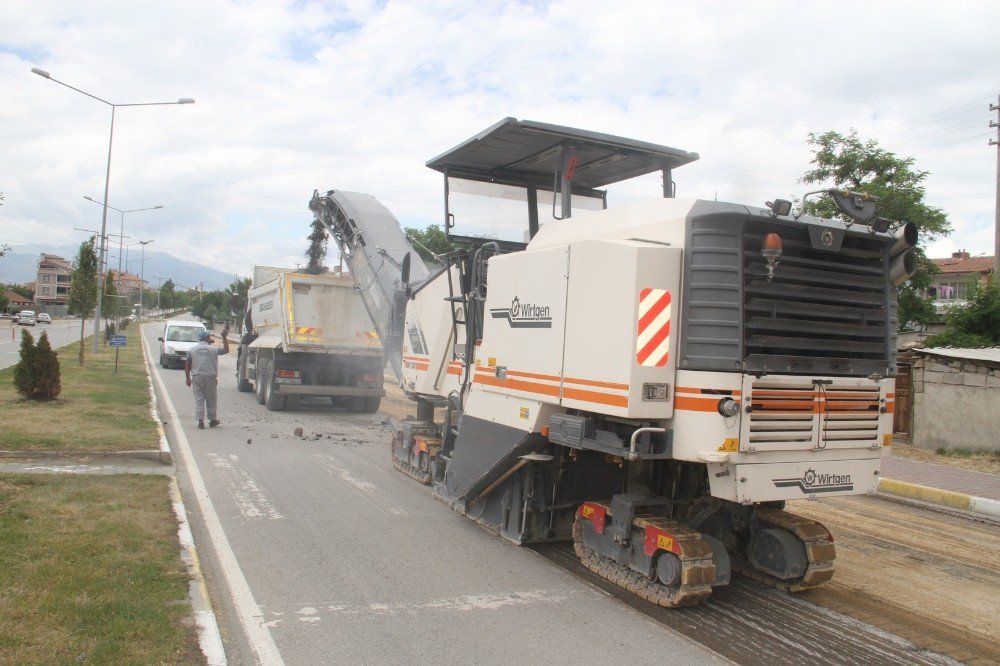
<box><xmin>636</xmin><ymin>288</ymin><xmax>672</xmax><ymax>367</ymax></box>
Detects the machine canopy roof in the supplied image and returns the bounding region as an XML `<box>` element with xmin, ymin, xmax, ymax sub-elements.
<box><xmin>426</xmin><ymin>117</ymin><xmax>699</xmax><ymax>191</ymax></box>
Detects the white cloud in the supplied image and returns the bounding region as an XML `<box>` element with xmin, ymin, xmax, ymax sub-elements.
<box><xmin>1</xmin><ymin>0</ymin><xmax>997</xmax><ymax>277</ymax></box>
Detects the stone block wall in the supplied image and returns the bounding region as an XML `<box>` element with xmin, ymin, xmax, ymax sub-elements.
<box><xmin>912</xmin><ymin>356</ymin><xmax>1000</xmax><ymax>452</ymax></box>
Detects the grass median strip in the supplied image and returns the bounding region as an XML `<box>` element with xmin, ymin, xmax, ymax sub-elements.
<box><xmin>0</xmin><ymin>331</ymin><xmax>157</xmax><ymax>453</ymax></box>
<box><xmin>0</xmin><ymin>473</ymin><xmax>201</xmax><ymax>663</ymax></box>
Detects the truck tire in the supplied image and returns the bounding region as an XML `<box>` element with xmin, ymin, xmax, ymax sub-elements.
<box><xmin>363</xmin><ymin>397</ymin><xmax>381</xmax><ymax>413</ymax></box>
<box><xmin>159</xmin><ymin>353</ymin><xmax>167</xmax><ymax>368</ymax></box>
<box><xmin>347</xmin><ymin>396</ymin><xmax>367</xmax><ymax>413</ymax></box>
<box><xmin>237</xmin><ymin>355</ymin><xmax>253</xmax><ymax>392</ymax></box>
<box><xmin>264</xmin><ymin>366</ymin><xmax>287</xmax><ymax>412</ymax></box>
<box><xmin>255</xmin><ymin>361</ymin><xmax>269</xmax><ymax>405</ymax></box>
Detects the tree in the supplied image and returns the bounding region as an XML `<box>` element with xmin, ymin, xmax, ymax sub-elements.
<box><xmin>226</xmin><ymin>277</ymin><xmax>252</xmax><ymax>318</ymax></box>
<box><xmin>159</xmin><ymin>279</ymin><xmax>177</xmax><ymax>310</ymax></box>
<box><xmin>802</xmin><ymin>130</ymin><xmax>951</xmax><ymax>329</ymax></box>
<box><xmin>305</xmin><ymin>218</ymin><xmax>329</xmax><ymax>274</ymax></box>
<box><xmin>13</xmin><ymin>330</ymin><xmax>61</xmax><ymax>401</ymax></box>
<box><xmin>404</xmin><ymin>224</ymin><xmax>460</xmax><ymax>264</ymax></box>
<box><xmin>102</xmin><ymin>271</ymin><xmax>126</xmax><ymax>331</ymax></box>
<box><xmin>7</xmin><ymin>284</ymin><xmax>33</xmax><ymax>300</ymax></box>
<box><xmin>13</xmin><ymin>329</ymin><xmax>37</xmax><ymax>398</ymax></box>
<box><xmin>925</xmin><ymin>277</ymin><xmax>1000</xmax><ymax>348</ymax></box>
<box><xmin>67</xmin><ymin>237</ymin><xmax>99</xmax><ymax>365</ymax></box>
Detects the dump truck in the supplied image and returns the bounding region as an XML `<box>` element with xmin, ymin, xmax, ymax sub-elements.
<box><xmin>310</xmin><ymin>118</ymin><xmax>917</xmax><ymax>608</ymax></box>
<box><xmin>235</xmin><ymin>266</ymin><xmax>385</xmax><ymax>412</ymax></box>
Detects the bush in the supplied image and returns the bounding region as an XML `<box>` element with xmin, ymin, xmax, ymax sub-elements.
<box><xmin>926</xmin><ymin>278</ymin><xmax>1000</xmax><ymax>348</ymax></box>
<box><xmin>13</xmin><ymin>330</ymin><xmax>61</xmax><ymax>401</ymax></box>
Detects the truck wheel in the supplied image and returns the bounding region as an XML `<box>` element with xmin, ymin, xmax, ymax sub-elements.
<box><xmin>255</xmin><ymin>361</ymin><xmax>269</xmax><ymax>405</ymax></box>
<box><xmin>363</xmin><ymin>397</ymin><xmax>381</xmax><ymax>413</ymax></box>
<box><xmin>159</xmin><ymin>354</ymin><xmax>166</xmax><ymax>368</ymax></box>
<box><xmin>237</xmin><ymin>355</ymin><xmax>253</xmax><ymax>392</ymax></box>
<box><xmin>264</xmin><ymin>367</ymin><xmax>286</xmax><ymax>412</ymax></box>
<box><xmin>347</xmin><ymin>396</ymin><xmax>367</xmax><ymax>413</ymax></box>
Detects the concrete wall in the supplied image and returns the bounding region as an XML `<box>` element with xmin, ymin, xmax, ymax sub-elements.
<box><xmin>912</xmin><ymin>356</ymin><xmax>1000</xmax><ymax>452</ymax></box>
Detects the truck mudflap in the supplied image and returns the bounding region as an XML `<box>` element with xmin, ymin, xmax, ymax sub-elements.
<box><xmin>707</xmin><ymin>458</ymin><xmax>880</xmax><ymax>504</ymax></box>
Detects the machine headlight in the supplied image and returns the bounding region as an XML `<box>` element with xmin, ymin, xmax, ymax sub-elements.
<box><xmin>166</xmin><ymin>346</ymin><xmax>176</xmax><ymax>354</ymax></box>
<box><xmin>717</xmin><ymin>397</ymin><xmax>740</xmax><ymax>417</ymax></box>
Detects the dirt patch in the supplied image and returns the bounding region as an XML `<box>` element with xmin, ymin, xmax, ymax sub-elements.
<box><xmin>892</xmin><ymin>441</ymin><xmax>1000</xmax><ymax>474</ymax></box>
<box><xmin>792</xmin><ymin>495</ymin><xmax>1000</xmax><ymax>665</ymax></box>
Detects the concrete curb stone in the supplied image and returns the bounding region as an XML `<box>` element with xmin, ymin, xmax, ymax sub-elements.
<box><xmin>878</xmin><ymin>477</ymin><xmax>1000</xmax><ymax>519</ymax></box>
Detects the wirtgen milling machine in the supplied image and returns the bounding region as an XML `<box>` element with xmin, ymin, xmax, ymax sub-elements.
<box><xmin>310</xmin><ymin>118</ymin><xmax>917</xmax><ymax>608</ymax></box>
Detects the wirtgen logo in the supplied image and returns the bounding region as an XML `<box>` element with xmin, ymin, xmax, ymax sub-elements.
<box><xmin>490</xmin><ymin>296</ymin><xmax>552</xmax><ymax>329</ymax></box>
<box><xmin>773</xmin><ymin>468</ymin><xmax>853</xmax><ymax>494</ymax></box>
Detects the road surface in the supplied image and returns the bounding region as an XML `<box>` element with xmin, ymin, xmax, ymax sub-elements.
<box><xmin>142</xmin><ymin>320</ymin><xmax>725</xmax><ymax>665</ymax></box>
<box><xmin>0</xmin><ymin>318</ymin><xmax>100</xmax><ymax>370</ymax></box>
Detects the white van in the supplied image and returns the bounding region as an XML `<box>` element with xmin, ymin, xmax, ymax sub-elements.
<box><xmin>158</xmin><ymin>320</ymin><xmax>207</xmax><ymax>369</ymax></box>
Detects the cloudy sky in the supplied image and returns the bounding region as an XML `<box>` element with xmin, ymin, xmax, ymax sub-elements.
<box><xmin>2</xmin><ymin>1</ymin><xmax>997</xmax><ymax>279</ymax></box>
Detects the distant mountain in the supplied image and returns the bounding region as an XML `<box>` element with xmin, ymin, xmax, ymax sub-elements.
<box><xmin>0</xmin><ymin>244</ymin><xmax>235</xmax><ymax>291</ymax></box>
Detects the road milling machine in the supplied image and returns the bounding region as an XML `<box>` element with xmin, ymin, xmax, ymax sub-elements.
<box><xmin>310</xmin><ymin>118</ymin><xmax>917</xmax><ymax>608</ymax></box>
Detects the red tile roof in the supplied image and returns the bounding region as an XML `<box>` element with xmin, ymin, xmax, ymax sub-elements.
<box><xmin>931</xmin><ymin>255</ymin><xmax>994</xmax><ymax>275</ymax></box>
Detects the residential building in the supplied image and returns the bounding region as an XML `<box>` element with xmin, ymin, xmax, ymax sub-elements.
<box><xmin>34</xmin><ymin>253</ymin><xmax>72</xmax><ymax>315</ymax></box>
<box><xmin>928</xmin><ymin>250</ymin><xmax>994</xmax><ymax>312</ymax></box>
<box><xmin>3</xmin><ymin>289</ymin><xmax>33</xmax><ymax>312</ymax></box>
<box><xmin>109</xmin><ymin>270</ymin><xmax>147</xmax><ymax>297</ymax></box>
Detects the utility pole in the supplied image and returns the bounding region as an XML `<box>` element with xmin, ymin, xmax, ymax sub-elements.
<box><xmin>991</xmin><ymin>94</ymin><xmax>999</xmax><ymax>278</ymax></box>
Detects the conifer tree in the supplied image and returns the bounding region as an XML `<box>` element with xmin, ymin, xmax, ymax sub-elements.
<box><xmin>13</xmin><ymin>329</ymin><xmax>37</xmax><ymax>399</ymax></box>
<box><xmin>33</xmin><ymin>331</ymin><xmax>61</xmax><ymax>400</ymax></box>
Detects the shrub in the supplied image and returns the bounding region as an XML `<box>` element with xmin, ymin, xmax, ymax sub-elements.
<box><xmin>12</xmin><ymin>329</ymin><xmax>61</xmax><ymax>401</ymax></box>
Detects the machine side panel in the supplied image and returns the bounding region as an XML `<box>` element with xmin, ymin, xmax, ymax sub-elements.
<box><xmin>402</xmin><ymin>266</ymin><xmax>465</xmax><ymax>396</ymax></box>
<box><xmin>670</xmin><ymin>369</ymin><xmax>743</xmax><ymax>463</ymax></box>
<box><xmin>474</xmin><ymin>246</ymin><xmax>568</xmax><ymax>408</ymax></box>
<box><xmin>563</xmin><ymin>239</ymin><xmax>682</xmax><ymax>419</ymax></box>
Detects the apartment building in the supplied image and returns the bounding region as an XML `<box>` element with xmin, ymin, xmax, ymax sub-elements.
<box><xmin>929</xmin><ymin>250</ymin><xmax>994</xmax><ymax>312</ymax></box>
<box><xmin>34</xmin><ymin>253</ymin><xmax>72</xmax><ymax>315</ymax></box>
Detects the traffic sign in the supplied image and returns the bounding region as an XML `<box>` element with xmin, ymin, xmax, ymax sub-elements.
<box><xmin>109</xmin><ymin>335</ymin><xmax>127</xmax><ymax>348</ymax></box>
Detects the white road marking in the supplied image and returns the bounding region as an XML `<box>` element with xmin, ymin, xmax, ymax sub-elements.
<box><xmin>206</xmin><ymin>452</ymin><xmax>285</xmax><ymax>520</ymax></box>
<box><xmin>271</xmin><ymin>589</ymin><xmax>580</xmax><ymax>625</ymax></box>
<box><xmin>314</xmin><ymin>453</ymin><xmax>413</xmax><ymax>516</ymax></box>
<box><xmin>144</xmin><ymin>326</ymin><xmax>285</xmax><ymax>665</ymax></box>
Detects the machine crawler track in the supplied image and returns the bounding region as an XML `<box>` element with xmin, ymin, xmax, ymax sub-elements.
<box><xmin>391</xmin><ymin>454</ymin><xmax>432</xmax><ymax>485</ymax></box>
<box><xmin>572</xmin><ymin>510</ymin><xmax>715</xmax><ymax>608</ymax></box>
<box><xmin>734</xmin><ymin>508</ymin><xmax>836</xmax><ymax>592</ymax></box>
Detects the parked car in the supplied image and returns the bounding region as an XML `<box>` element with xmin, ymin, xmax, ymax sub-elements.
<box><xmin>0</xmin><ymin>312</ymin><xmax>11</xmax><ymax>320</ymax></box>
<box><xmin>18</xmin><ymin>310</ymin><xmax>37</xmax><ymax>326</ymax></box>
<box><xmin>36</xmin><ymin>313</ymin><xmax>52</xmax><ymax>324</ymax></box>
<box><xmin>158</xmin><ymin>320</ymin><xmax>207</xmax><ymax>369</ymax></box>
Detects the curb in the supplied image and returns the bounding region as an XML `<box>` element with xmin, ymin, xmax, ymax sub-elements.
<box><xmin>878</xmin><ymin>477</ymin><xmax>1000</xmax><ymax>519</ymax></box>
<box><xmin>169</xmin><ymin>477</ymin><xmax>227</xmax><ymax>666</ymax></box>
<box><xmin>141</xmin><ymin>330</ymin><xmax>173</xmax><ymax>465</ymax></box>
<box><xmin>0</xmin><ymin>449</ymin><xmax>162</xmax><ymax>461</ymax></box>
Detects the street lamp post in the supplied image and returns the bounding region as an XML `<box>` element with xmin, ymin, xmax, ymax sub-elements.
<box><xmin>83</xmin><ymin>196</ymin><xmax>162</xmax><ymax>280</ymax></box>
<box><xmin>154</xmin><ymin>276</ymin><xmax>167</xmax><ymax>313</ymax></box>
<box><xmin>138</xmin><ymin>240</ymin><xmax>153</xmax><ymax>321</ymax></box>
<box><xmin>32</xmin><ymin>67</ymin><xmax>193</xmax><ymax>352</ymax></box>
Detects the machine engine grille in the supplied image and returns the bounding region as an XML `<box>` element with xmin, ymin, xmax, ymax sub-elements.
<box><xmin>743</xmin><ymin>377</ymin><xmax>882</xmax><ymax>451</ymax></box>
<box><xmin>742</xmin><ymin>221</ymin><xmax>892</xmax><ymax>375</ymax></box>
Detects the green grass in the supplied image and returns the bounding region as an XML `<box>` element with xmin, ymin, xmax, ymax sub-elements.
<box><xmin>0</xmin><ymin>473</ymin><xmax>201</xmax><ymax>664</ymax></box>
<box><xmin>0</xmin><ymin>332</ymin><xmax>158</xmax><ymax>452</ymax></box>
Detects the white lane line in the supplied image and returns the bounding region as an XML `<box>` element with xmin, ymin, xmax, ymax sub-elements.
<box><xmin>206</xmin><ymin>453</ymin><xmax>285</xmax><ymax>520</ymax></box>
<box><xmin>144</xmin><ymin>325</ymin><xmax>284</xmax><ymax>665</ymax></box>
<box><xmin>314</xmin><ymin>453</ymin><xmax>414</xmax><ymax>516</ymax></box>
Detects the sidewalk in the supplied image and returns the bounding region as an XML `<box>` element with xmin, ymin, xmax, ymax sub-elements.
<box><xmin>880</xmin><ymin>454</ymin><xmax>1000</xmax><ymax>517</ymax></box>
